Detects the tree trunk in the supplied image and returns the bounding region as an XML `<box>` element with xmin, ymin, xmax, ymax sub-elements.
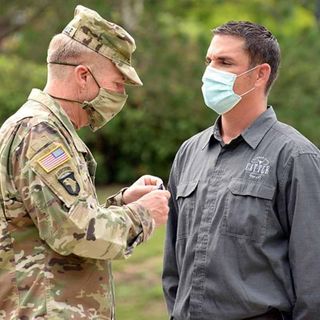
<box><xmin>119</xmin><ymin>0</ymin><xmax>144</xmax><ymax>32</ymax></box>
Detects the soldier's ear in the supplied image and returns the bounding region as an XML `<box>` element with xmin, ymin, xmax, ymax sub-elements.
<box><xmin>74</xmin><ymin>65</ymin><xmax>90</xmax><ymax>88</ymax></box>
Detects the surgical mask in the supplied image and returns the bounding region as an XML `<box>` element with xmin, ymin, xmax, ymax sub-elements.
<box><xmin>201</xmin><ymin>65</ymin><xmax>258</xmax><ymax>115</ymax></box>
<box><xmin>48</xmin><ymin>61</ymin><xmax>128</xmax><ymax>131</ymax></box>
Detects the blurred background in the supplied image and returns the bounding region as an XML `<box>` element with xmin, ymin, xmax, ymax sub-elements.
<box><xmin>1</xmin><ymin>1</ymin><xmax>320</xmax><ymax>319</ymax></box>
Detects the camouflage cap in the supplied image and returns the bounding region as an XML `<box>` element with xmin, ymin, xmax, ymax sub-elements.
<box><xmin>62</xmin><ymin>5</ymin><xmax>143</xmax><ymax>86</ymax></box>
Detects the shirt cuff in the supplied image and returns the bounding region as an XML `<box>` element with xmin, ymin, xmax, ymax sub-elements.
<box><xmin>105</xmin><ymin>187</ymin><xmax>128</xmax><ymax>207</ymax></box>
<box><xmin>126</xmin><ymin>202</ymin><xmax>155</xmax><ymax>243</ymax></box>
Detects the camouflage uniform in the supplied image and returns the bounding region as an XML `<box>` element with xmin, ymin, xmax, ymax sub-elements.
<box><xmin>0</xmin><ymin>88</ymin><xmax>154</xmax><ymax>319</ymax></box>
<box><xmin>0</xmin><ymin>5</ymin><xmax>152</xmax><ymax>319</ymax></box>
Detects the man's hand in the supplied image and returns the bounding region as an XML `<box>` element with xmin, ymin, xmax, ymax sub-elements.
<box><xmin>135</xmin><ymin>189</ymin><xmax>171</xmax><ymax>227</ymax></box>
<box><xmin>123</xmin><ymin>175</ymin><xmax>164</xmax><ymax>204</ymax></box>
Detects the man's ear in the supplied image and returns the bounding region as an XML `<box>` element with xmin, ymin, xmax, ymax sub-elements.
<box><xmin>255</xmin><ymin>63</ymin><xmax>271</xmax><ymax>90</ymax></box>
<box><xmin>74</xmin><ymin>65</ymin><xmax>90</xmax><ymax>88</ymax></box>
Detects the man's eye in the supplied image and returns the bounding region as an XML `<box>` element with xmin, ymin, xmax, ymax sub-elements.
<box><xmin>205</xmin><ymin>58</ymin><xmax>211</xmax><ymax>65</ymax></box>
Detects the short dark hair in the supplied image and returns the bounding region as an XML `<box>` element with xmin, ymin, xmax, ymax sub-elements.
<box><xmin>213</xmin><ymin>21</ymin><xmax>281</xmax><ymax>93</ymax></box>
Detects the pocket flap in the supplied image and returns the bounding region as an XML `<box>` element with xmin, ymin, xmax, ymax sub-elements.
<box><xmin>228</xmin><ymin>179</ymin><xmax>275</xmax><ymax>200</ymax></box>
<box><xmin>176</xmin><ymin>181</ymin><xmax>198</xmax><ymax>199</ymax></box>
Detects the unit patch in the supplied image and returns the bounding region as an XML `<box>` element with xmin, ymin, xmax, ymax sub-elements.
<box><xmin>58</xmin><ymin>171</ymin><xmax>80</xmax><ymax>196</ymax></box>
<box><xmin>37</xmin><ymin>145</ymin><xmax>70</xmax><ymax>173</ymax></box>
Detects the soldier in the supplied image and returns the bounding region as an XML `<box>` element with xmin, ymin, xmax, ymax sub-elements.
<box><xmin>0</xmin><ymin>5</ymin><xmax>170</xmax><ymax>320</ymax></box>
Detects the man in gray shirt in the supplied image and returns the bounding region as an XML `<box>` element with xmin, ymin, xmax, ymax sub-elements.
<box><xmin>162</xmin><ymin>21</ymin><xmax>320</xmax><ymax>320</ymax></box>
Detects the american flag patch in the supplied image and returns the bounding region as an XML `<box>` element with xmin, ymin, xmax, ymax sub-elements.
<box><xmin>37</xmin><ymin>145</ymin><xmax>70</xmax><ymax>173</ymax></box>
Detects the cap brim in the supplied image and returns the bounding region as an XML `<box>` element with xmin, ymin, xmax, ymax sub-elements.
<box><xmin>115</xmin><ymin>62</ymin><xmax>143</xmax><ymax>86</ymax></box>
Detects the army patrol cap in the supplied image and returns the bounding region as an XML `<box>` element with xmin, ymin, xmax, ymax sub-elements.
<box><xmin>62</xmin><ymin>5</ymin><xmax>143</xmax><ymax>86</ymax></box>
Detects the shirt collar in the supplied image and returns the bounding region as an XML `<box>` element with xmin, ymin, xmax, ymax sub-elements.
<box><xmin>203</xmin><ymin>106</ymin><xmax>277</xmax><ymax>150</ymax></box>
<box><xmin>27</xmin><ymin>88</ymin><xmax>87</xmax><ymax>153</ymax></box>
<box><xmin>241</xmin><ymin>106</ymin><xmax>277</xmax><ymax>149</ymax></box>
<box><xmin>201</xmin><ymin>119</ymin><xmax>219</xmax><ymax>149</ymax></box>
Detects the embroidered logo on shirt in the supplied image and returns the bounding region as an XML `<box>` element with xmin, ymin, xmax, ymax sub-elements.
<box><xmin>37</xmin><ymin>145</ymin><xmax>70</xmax><ymax>173</ymax></box>
<box><xmin>245</xmin><ymin>157</ymin><xmax>270</xmax><ymax>179</ymax></box>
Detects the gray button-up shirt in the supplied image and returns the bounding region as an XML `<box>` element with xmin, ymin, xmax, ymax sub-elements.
<box><xmin>163</xmin><ymin>107</ymin><xmax>320</xmax><ymax>320</ymax></box>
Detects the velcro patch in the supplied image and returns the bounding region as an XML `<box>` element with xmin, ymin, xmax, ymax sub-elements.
<box><xmin>37</xmin><ymin>145</ymin><xmax>70</xmax><ymax>173</ymax></box>
<box><xmin>63</xmin><ymin>25</ymin><xmax>77</xmax><ymax>37</ymax></box>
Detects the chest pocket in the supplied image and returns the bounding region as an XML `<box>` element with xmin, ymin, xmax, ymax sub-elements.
<box><xmin>220</xmin><ymin>179</ymin><xmax>275</xmax><ymax>243</ymax></box>
<box><xmin>176</xmin><ymin>181</ymin><xmax>198</xmax><ymax>239</ymax></box>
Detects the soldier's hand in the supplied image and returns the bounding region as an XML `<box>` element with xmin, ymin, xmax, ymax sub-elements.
<box><xmin>135</xmin><ymin>189</ymin><xmax>171</xmax><ymax>227</ymax></box>
<box><xmin>123</xmin><ymin>175</ymin><xmax>164</xmax><ymax>204</ymax></box>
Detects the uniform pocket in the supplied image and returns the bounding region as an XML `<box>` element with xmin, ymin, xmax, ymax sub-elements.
<box><xmin>176</xmin><ymin>181</ymin><xmax>198</xmax><ymax>239</ymax></box>
<box><xmin>220</xmin><ymin>179</ymin><xmax>275</xmax><ymax>243</ymax></box>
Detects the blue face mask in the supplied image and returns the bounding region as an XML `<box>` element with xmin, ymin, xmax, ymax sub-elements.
<box><xmin>201</xmin><ymin>65</ymin><xmax>258</xmax><ymax>115</ymax></box>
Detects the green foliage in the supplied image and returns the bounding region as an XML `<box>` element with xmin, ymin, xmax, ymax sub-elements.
<box><xmin>0</xmin><ymin>1</ymin><xmax>320</xmax><ymax>185</ymax></box>
<box><xmin>0</xmin><ymin>55</ymin><xmax>46</xmax><ymax>123</ymax></box>
<box><xmin>270</xmin><ymin>30</ymin><xmax>320</xmax><ymax>145</ymax></box>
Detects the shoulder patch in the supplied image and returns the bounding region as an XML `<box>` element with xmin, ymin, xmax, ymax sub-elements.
<box><xmin>37</xmin><ymin>145</ymin><xmax>70</xmax><ymax>173</ymax></box>
<box><xmin>58</xmin><ymin>171</ymin><xmax>80</xmax><ymax>196</ymax></box>
<box><xmin>29</xmin><ymin>142</ymin><xmax>84</xmax><ymax>208</ymax></box>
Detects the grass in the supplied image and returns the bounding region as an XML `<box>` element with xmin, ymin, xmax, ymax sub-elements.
<box><xmin>97</xmin><ymin>185</ymin><xmax>168</xmax><ymax>320</ymax></box>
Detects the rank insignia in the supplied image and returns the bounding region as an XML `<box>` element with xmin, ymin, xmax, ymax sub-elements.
<box><xmin>58</xmin><ymin>171</ymin><xmax>80</xmax><ymax>196</ymax></box>
<box><xmin>38</xmin><ymin>145</ymin><xmax>70</xmax><ymax>173</ymax></box>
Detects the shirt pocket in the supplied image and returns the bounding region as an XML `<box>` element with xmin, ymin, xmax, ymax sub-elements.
<box><xmin>220</xmin><ymin>179</ymin><xmax>275</xmax><ymax>243</ymax></box>
<box><xmin>176</xmin><ymin>180</ymin><xmax>198</xmax><ymax>239</ymax></box>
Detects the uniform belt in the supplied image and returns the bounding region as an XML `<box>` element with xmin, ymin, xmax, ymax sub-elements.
<box><xmin>244</xmin><ymin>308</ymin><xmax>292</xmax><ymax>320</ymax></box>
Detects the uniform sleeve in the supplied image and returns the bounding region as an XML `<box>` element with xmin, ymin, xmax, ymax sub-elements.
<box><xmin>106</xmin><ymin>188</ymin><xmax>127</xmax><ymax>207</ymax></box>
<box><xmin>278</xmin><ymin>153</ymin><xmax>320</xmax><ymax>319</ymax></box>
<box><xmin>105</xmin><ymin>188</ymin><xmax>155</xmax><ymax>244</ymax></box>
<box><xmin>12</xmin><ymin>122</ymin><xmax>154</xmax><ymax>260</ymax></box>
<box><xmin>162</xmin><ymin>159</ymin><xmax>180</xmax><ymax>314</ymax></box>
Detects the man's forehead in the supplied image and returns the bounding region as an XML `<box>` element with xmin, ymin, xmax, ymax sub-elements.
<box><xmin>206</xmin><ymin>34</ymin><xmax>245</xmax><ymax>57</ymax></box>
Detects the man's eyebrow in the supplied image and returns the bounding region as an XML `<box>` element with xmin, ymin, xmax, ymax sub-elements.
<box><xmin>216</xmin><ymin>55</ymin><xmax>236</xmax><ymax>62</ymax></box>
<box><xmin>206</xmin><ymin>55</ymin><xmax>236</xmax><ymax>63</ymax></box>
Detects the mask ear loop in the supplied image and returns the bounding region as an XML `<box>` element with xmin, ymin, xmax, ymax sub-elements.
<box><xmin>47</xmin><ymin>61</ymin><xmax>91</xmax><ymax>104</ymax></box>
<box><xmin>237</xmin><ymin>64</ymin><xmax>260</xmax><ymax>78</ymax></box>
<box><xmin>236</xmin><ymin>64</ymin><xmax>260</xmax><ymax>97</ymax></box>
<box><xmin>47</xmin><ymin>94</ymin><xmax>82</xmax><ymax>104</ymax></box>
<box><xmin>48</xmin><ymin>61</ymin><xmax>78</xmax><ymax>67</ymax></box>
<box><xmin>49</xmin><ymin>61</ymin><xmax>101</xmax><ymax>88</ymax></box>
<box><xmin>86</xmin><ymin>67</ymin><xmax>101</xmax><ymax>89</ymax></box>
<box><xmin>239</xmin><ymin>86</ymin><xmax>256</xmax><ymax>97</ymax></box>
